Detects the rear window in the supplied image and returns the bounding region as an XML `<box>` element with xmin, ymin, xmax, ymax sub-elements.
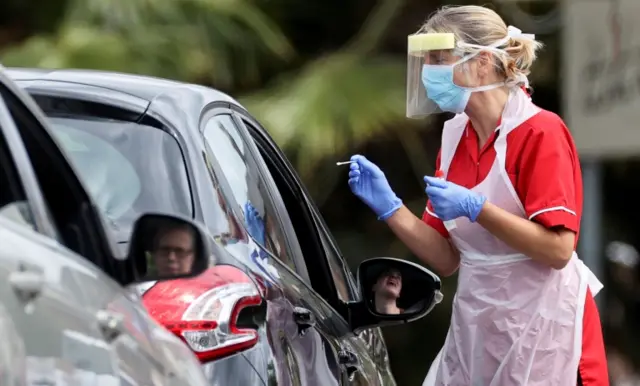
<box><xmin>48</xmin><ymin>117</ymin><xmax>192</xmax><ymax>238</ymax></box>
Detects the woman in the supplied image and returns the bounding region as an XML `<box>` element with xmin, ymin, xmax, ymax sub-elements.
<box><xmin>348</xmin><ymin>5</ymin><xmax>608</xmax><ymax>385</ymax></box>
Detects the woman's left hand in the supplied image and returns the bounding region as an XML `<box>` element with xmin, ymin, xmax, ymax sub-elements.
<box><xmin>424</xmin><ymin>176</ymin><xmax>487</xmax><ymax>222</ymax></box>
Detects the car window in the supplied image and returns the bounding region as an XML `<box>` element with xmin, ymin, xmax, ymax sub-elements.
<box><xmin>0</xmin><ymin>123</ymin><xmax>35</xmax><ymax>229</ymax></box>
<box><xmin>47</xmin><ymin>116</ymin><xmax>192</xmax><ymax>240</ymax></box>
<box><xmin>203</xmin><ymin>114</ymin><xmax>297</xmax><ymax>271</ymax></box>
<box><xmin>199</xmin><ymin>152</ymin><xmax>252</xmax><ymax>246</ymax></box>
<box><xmin>238</xmin><ymin>115</ymin><xmax>357</xmax><ymax>304</ymax></box>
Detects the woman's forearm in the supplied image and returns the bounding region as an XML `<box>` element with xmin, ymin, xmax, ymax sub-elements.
<box><xmin>385</xmin><ymin>206</ymin><xmax>460</xmax><ymax>276</ymax></box>
<box><xmin>476</xmin><ymin>202</ymin><xmax>575</xmax><ymax>269</ymax></box>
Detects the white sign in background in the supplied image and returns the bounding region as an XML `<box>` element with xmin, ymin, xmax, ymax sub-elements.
<box><xmin>562</xmin><ymin>0</ymin><xmax>640</xmax><ymax>158</ymax></box>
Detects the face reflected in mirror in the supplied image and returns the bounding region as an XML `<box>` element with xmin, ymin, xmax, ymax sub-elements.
<box><xmin>372</xmin><ymin>268</ymin><xmax>404</xmax><ymax>315</ymax></box>
<box><xmin>148</xmin><ymin>222</ymin><xmax>196</xmax><ymax>277</ymax></box>
<box><xmin>129</xmin><ymin>214</ymin><xmax>210</xmax><ymax>283</ymax></box>
<box><xmin>361</xmin><ymin>259</ymin><xmax>442</xmax><ymax>317</ymax></box>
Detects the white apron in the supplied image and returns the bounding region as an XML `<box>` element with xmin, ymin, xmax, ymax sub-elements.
<box><xmin>423</xmin><ymin>88</ymin><xmax>603</xmax><ymax>386</ymax></box>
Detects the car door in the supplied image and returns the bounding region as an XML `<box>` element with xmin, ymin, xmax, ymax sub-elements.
<box><xmin>0</xmin><ymin>71</ymin><xmax>170</xmax><ymax>385</ymax></box>
<box><xmin>309</xmin><ymin>213</ymin><xmax>396</xmax><ymax>386</ymax></box>
<box><xmin>200</xmin><ymin>108</ymin><xmax>345</xmax><ymax>385</ymax></box>
<box><xmin>234</xmin><ymin>108</ymin><xmax>395</xmax><ymax>385</ymax></box>
<box><xmin>227</xmin><ymin>110</ymin><xmax>379</xmax><ymax>385</ymax></box>
<box><xmin>0</xmin><ymin>294</ymin><xmax>26</xmax><ymax>386</ymax></box>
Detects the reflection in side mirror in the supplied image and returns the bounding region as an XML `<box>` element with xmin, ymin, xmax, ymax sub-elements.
<box><xmin>359</xmin><ymin>258</ymin><xmax>443</xmax><ymax>318</ymax></box>
<box><xmin>128</xmin><ymin>213</ymin><xmax>210</xmax><ymax>282</ymax></box>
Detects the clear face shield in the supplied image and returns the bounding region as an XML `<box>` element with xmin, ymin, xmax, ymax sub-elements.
<box><xmin>407</xmin><ymin>33</ymin><xmax>458</xmax><ymax>118</ymax></box>
<box><xmin>406</xmin><ymin>26</ymin><xmax>535</xmax><ymax>119</ymax></box>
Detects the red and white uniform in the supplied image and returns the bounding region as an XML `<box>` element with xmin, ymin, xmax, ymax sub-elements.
<box><xmin>421</xmin><ymin>88</ymin><xmax>608</xmax><ymax>385</ymax></box>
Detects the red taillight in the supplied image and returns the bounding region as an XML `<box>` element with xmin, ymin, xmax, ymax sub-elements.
<box><xmin>142</xmin><ymin>266</ymin><xmax>262</xmax><ymax>363</ymax></box>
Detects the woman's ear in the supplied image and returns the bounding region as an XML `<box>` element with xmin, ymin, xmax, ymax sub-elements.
<box><xmin>475</xmin><ymin>51</ymin><xmax>495</xmax><ymax>78</ymax></box>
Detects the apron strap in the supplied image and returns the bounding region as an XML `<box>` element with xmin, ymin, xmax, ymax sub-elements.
<box><xmin>439</xmin><ymin>114</ymin><xmax>468</xmax><ymax>176</ymax></box>
<box><xmin>493</xmin><ymin>89</ymin><xmax>541</xmax><ymax>214</ymax></box>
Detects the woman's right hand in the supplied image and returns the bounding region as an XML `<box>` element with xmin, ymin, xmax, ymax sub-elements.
<box><xmin>348</xmin><ymin>154</ymin><xmax>402</xmax><ymax>220</ymax></box>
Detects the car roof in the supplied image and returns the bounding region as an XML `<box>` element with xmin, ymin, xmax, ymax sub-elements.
<box><xmin>6</xmin><ymin>68</ymin><xmax>239</xmax><ymax>106</ymax></box>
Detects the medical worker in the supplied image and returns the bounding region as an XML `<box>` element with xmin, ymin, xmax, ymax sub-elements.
<box><xmin>348</xmin><ymin>5</ymin><xmax>608</xmax><ymax>385</ymax></box>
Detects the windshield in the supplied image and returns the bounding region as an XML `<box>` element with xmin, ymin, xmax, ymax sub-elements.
<box><xmin>48</xmin><ymin>117</ymin><xmax>192</xmax><ymax>239</ymax></box>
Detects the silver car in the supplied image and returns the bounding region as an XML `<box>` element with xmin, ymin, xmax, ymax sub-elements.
<box><xmin>0</xmin><ymin>69</ymin><xmax>211</xmax><ymax>385</ymax></box>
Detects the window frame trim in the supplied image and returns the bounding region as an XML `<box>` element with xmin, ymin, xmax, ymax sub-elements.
<box><xmin>0</xmin><ymin>83</ymin><xmax>58</xmax><ymax>238</ymax></box>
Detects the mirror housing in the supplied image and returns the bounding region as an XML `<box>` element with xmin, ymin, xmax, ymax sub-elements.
<box><xmin>127</xmin><ymin>213</ymin><xmax>210</xmax><ymax>283</ymax></box>
<box><xmin>347</xmin><ymin>257</ymin><xmax>443</xmax><ymax>333</ymax></box>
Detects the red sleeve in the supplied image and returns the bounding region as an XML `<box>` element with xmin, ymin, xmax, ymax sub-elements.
<box><xmin>422</xmin><ymin>150</ymin><xmax>450</xmax><ymax>238</ymax></box>
<box><xmin>516</xmin><ymin>117</ymin><xmax>580</xmax><ymax>232</ymax></box>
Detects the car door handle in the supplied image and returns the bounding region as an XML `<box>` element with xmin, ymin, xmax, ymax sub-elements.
<box><xmin>9</xmin><ymin>265</ymin><xmax>44</xmax><ymax>304</ymax></box>
<box><xmin>96</xmin><ymin>310</ymin><xmax>124</xmax><ymax>343</ymax></box>
<box><xmin>292</xmin><ymin>307</ymin><xmax>315</xmax><ymax>335</ymax></box>
<box><xmin>338</xmin><ymin>349</ymin><xmax>357</xmax><ymax>366</ymax></box>
<box><xmin>338</xmin><ymin>350</ymin><xmax>359</xmax><ymax>379</ymax></box>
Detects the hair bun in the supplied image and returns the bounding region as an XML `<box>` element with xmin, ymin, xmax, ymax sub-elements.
<box><xmin>419</xmin><ymin>5</ymin><xmax>543</xmax><ymax>87</ymax></box>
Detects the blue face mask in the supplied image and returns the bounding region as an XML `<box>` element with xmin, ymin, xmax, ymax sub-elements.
<box><xmin>421</xmin><ymin>61</ymin><xmax>504</xmax><ymax>114</ymax></box>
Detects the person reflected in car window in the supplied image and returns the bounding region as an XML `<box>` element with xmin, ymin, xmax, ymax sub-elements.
<box><xmin>372</xmin><ymin>268</ymin><xmax>404</xmax><ymax>315</ymax></box>
<box><xmin>214</xmin><ymin>186</ymin><xmax>247</xmax><ymax>246</ymax></box>
<box><xmin>244</xmin><ymin>200</ymin><xmax>287</xmax><ymax>263</ymax></box>
<box><xmin>264</xmin><ymin>214</ymin><xmax>289</xmax><ymax>263</ymax></box>
<box><xmin>203</xmin><ymin>153</ymin><xmax>247</xmax><ymax>246</ymax></box>
<box><xmin>244</xmin><ymin>201</ymin><xmax>266</xmax><ymax>246</ymax></box>
<box><xmin>150</xmin><ymin>222</ymin><xmax>196</xmax><ymax>276</ymax></box>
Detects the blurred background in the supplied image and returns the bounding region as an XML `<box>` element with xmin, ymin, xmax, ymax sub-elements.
<box><xmin>1</xmin><ymin>0</ymin><xmax>639</xmax><ymax>384</ymax></box>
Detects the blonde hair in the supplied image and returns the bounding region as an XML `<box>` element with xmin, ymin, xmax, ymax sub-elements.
<box><xmin>419</xmin><ymin>5</ymin><xmax>543</xmax><ymax>86</ymax></box>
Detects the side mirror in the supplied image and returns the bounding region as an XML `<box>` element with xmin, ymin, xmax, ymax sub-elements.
<box><xmin>347</xmin><ymin>257</ymin><xmax>443</xmax><ymax>333</ymax></box>
<box><xmin>127</xmin><ymin>213</ymin><xmax>210</xmax><ymax>282</ymax></box>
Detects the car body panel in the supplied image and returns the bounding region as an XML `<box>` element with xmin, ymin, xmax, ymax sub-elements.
<box><xmin>0</xmin><ymin>296</ymin><xmax>26</xmax><ymax>386</ymax></box>
<box><xmin>0</xmin><ymin>215</ymin><xmax>123</xmax><ymax>383</ymax></box>
<box><xmin>8</xmin><ymin>68</ymin><xmax>236</xmax><ymax>105</ymax></box>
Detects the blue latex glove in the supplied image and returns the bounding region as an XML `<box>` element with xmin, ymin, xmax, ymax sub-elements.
<box><xmin>348</xmin><ymin>154</ymin><xmax>402</xmax><ymax>220</ymax></box>
<box><xmin>424</xmin><ymin>176</ymin><xmax>487</xmax><ymax>222</ymax></box>
<box><xmin>244</xmin><ymin>201</ymin><xmax>266</xmax><ymax>246</ymax></box>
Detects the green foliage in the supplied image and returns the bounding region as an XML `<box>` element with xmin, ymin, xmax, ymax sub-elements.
<box><xmin>3</xmin><ymin>0</ymin><xmax>294</xmax><ymax>88</ymax></box>
<box><xmin>1</xmin><ymin>0</ymin><xmax>415</xmax><ymax>181</ymax></box>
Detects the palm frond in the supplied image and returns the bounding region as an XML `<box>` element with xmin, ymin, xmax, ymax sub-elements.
<box><xmin>241</xmin><ymin>53</ymin><xmax>407</xmax><ymax>176</ymax></box>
